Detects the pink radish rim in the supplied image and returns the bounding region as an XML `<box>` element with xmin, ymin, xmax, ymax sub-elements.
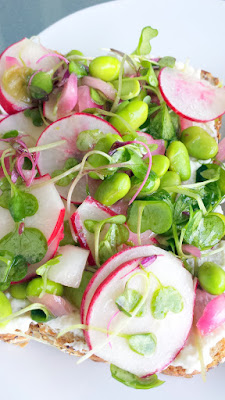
<box><xmin>158</xmin><ymin>68</ymin><xmax>225</xmax><ymax>123</ymax></box>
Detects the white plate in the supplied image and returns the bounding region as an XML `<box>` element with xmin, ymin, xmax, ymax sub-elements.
<box><xmin>1</xmin><ymin>1</ymin><xmax>225</xmax><ymax>399</ymax></box>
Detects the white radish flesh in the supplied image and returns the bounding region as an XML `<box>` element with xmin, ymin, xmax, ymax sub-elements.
<box><xmin>47</xmin><ymin>245</ymin><xmax>89</xmax><ymax>288</ymax></box>
<box><xmin>81</xmin><ymin>245</ymin><xmax>162</xmax><ymax>324</ymax></box>
<box><xmin>159</xmin><ymin>67</ymin><xmax>225</xmax><ymax>122</ymax></box>
<box><xmin>0</xmin><ymin>38</ymin><xmax>58</xmax><ymax>114</ymax></box>
<box><xmin>71</xmin><ymin>196</ymin><xmax>117</xmax><ymax>265</ymax></box>
<box><xmin>37</xmin><ymin>112</ymin><xmax>120</xmax><ymax>174</ymax></box>
<box><xmin>37</xmin><ymin>113</ymin><xmax>120</xmax><ymax>203</ymax></box>
<box><xmin>86</xmin><ymin>250</ymin><xmax>195</xmax><ymax>376</ymax></box>
<box><xmin>0</xmin><ymin>110</ymin><xmax>45</xmax><ymax>147</ymax></box>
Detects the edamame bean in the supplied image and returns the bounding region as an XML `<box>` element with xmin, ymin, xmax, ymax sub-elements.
<box><xmin>198</xmin><ymin>262</ymin><xmax>225</xmax><ymax>295</ymax></box>
<box><xmin>66</xmin><ymin>50</ymin><xmax>87</xmax><ymax>65</ymax></box>
<box><xmin>181</xmin><ymin>127</ymin><xmax>218</xmax><ymax>160</ymax></box>
<box><xmin>160</xmin><ymin>171</ymin><xmax>181</xmax><ymax>201</ymax></box>
<box><xmin>26</xmin><ymin>277</ymin><xmax>64</xmax><ymax>297</ymax></box>
<box><xmin>30</xmin><ymin>72</ymin><xmax>53</xmax><ymax>99</ymax></box>
<box><xmin>166</xmin><ymin>141</ymin><xmax>191</xmax><ymax>181</ymax></box>
<box><xmin>112</xmin><ymin>79</ymin><xmax>141</xmax><ymax>100</ymax></box>
<box><xmin>128</xmin><ymin>173</ymin><xmax>160</xmax><ymax>199</ymax></box>
<box><xmin>109</xmin><ymin>100</ymin><xmax>148</xmax><ymax>134</ymax></box>
<box><xmin>10</xmin><ymin>283</ymin><xmax>27</xmax><ymax>300</ymax></box>
<box><xmin>88</xmin><ymin>133</ymin><xmax>122</xmax><ymax>179</ymax></box>
<box><xmin>0</xmin><ymin>291</ymin><xmax>12</xmax><ymax>328</ymax></box>
<box><xmin>151</xmin><ymin>155</ymin><xmax>170</xmax><ymax>177</ymax></box>
<box><xmin>160</xmin><ymin>171</ymin><xmax>181</xmax><ymax>188</ymax></box>
<box><xmin>89</xmin><ymin>56</ymin><xmax>121</xmax><ymax>82</ymax></box>
<box><xmin>95</xmin><ymin>172</ymin><xmax>131</xmax><ymax>205</ymax></box>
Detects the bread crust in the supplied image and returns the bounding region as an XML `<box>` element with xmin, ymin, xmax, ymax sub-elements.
<box><xmin>0</xmin><ymin>69</ymin><xmax>224</xmax><ymax>378</ymax></box>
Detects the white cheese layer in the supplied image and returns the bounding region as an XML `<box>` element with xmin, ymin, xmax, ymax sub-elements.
<box><xmin>171</xmin><ymin>323</ymin><xmax>225</xmax><ymax>374</ymax></box>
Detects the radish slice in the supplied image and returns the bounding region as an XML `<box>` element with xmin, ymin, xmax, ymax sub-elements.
<box><xmin>47</xmin><ymin>245</ymin><xmax>89</xmax><ymax>288</ymax></box>
<box><xmin>0</xmin><ymin>110</ymin><xmax>45</xmax><ymax>147</ymax></box>
<box><xmin>13</xmin><ymin>224</ymin><xmax>64</xmax><ymax>284</ymax></box>
<box><xmin>57</xmin><ymin>74</ymin><xmax>78</xmax><ymax>118</ymax></box>
<box><xmin>137</xmin><ymin>131</ymin><xmax>166</xmax><ymax>156</ymax></box>
<box><xmin>196</xmin><ymin>293</ymin><xmax>225</xmax><ymax>336</ymax></box>
<box><xmin>28</xmin><ymin>293</ymin><xmax>74</xmax><ymax>317</ymax></box>
<box><xmin>159</xmin><ymin>67</ymin><xmax>225</xmax><ymax>122</ymax></box>
<box><xmin>37</xmin><ymin>113</ymin><xmax>120</xmax><ymax>175</ymax></box>
<box><xmin>37</xmin><ymin>113</ymin><xmax>120</xmax><ymax>203</ymax></box>
<box><xmin>76</xmin><ymin>85</ymin><xmax>102</xmax><ymax>113</ymax></box>
<box><xmin>81</xmin><ymin>76</ymin><xmax>116</xmax><ymax>101</ymax></box>
<box><xmin>0</xmin><ymin>175</ymin><xmax>65</xmax><ymax>245</ymax></box>
<box><xmin>86</xmin><ymin>250</ymin><xmax>195</xmax><ymax>376</ymax></box>
<box><xmin>0</xmin><ymin>38</ymin><xmax>58</xmax><ymax>114</ymax></box>
<box><xmin>217</xmin><ymin>137</ymin><xmax>225</xmax><ymax>162</ymax></box>
<box><xmin>71</xmin><ymin>196</ymin><xmax>117</xmax><ymax>265</ymax></box>
<box><xmin>81</xmin><ymin>245</ymin><xmax>169</xmax><ymax>325</ymax></box>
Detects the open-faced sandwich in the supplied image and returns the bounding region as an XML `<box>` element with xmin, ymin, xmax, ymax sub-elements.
<box><xmin>0</xmin><ymin>26</ymin><xmax>225</xmax><ymax>390</ymax></box>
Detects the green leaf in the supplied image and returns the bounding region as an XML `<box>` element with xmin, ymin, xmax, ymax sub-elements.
<box><xmin>64</xmin><ymin>271</ymin><xmax>94</xmax><ymax>309</ymax></box>
<box><xmin>69</xmin><ymin>61</ymin><xmax>88</xmax><ymax>78</ymax></box>
<box><xmin>158</xmin><ymin>56</ymin><xmax>176</xmax><ymax>68</ymax></box>
<box><xmin>151</xmin><ymin>286</ymin><xmax>183</xmax><ymax>319</ymax></box>
<box><xmin>149</xmin><ymin>104</ymin><xmax>176</xmax><ymax>140</ymax></box>
<box><xmin>200</xmin><ymin>168</ymin><xmax>220</xmax><ymax>181</ymax></box>
<box><xmin>128</xmin><ymin>333</ymin><xmax>157</xmax><ymax>356</ymax></box>
<box><xmin>110</xmin><ymin>365</ymin><xmax>164</xmax><ymax>389</ymax></box>
<box><xmin>0</xmin><ymin>251</ymin><xmax>14</xmax><ymax>282</ymax></box>
<box><xmin>125</xmin><ymin>148</ymin><xmax>149</xmax><ymax>180</ymax></box>
<box><xmin>127</xmin><ymin>200</ymin><xmax>173</xmax><ymax>234</ymax></box>
<box><xmin>76</xmin><ymin>129</ymin><xmax>106</xmax><ymax>151</ymax></box>
<box><xmin>141</xmin><ymin>60</ymin><xmax>158</xmax><ymax>87</ymax></box>
<box><xmin>2</xmin><ymin>130</ymin><xmax>19</xmax><ymax>139</ymax></box>
<box><xmin>99</xmin><ymin>223</ymin><xmax>129</xmax><ymax>265</ymax></box>
<box><xmin>9</xmin><ymin>255</ymin><xmax>28</xmax><ymax>282</ymax></box>
<box><xmin>51</xmin><ymin>157</ymin><xmax>78</xmax><ymax>186</ymax></box>
<box><xmin>0</xmin><ymin>228</ymin><xmax>47</xmax><ymax>264</ymax></box>
<box><xmin>184</xmin><ymin>210</ymin><xmax>225</xmax><ymax>250</ymax></box>
<box><xmin>0</xmin><ymin>178</ymin><xmax>11</xmax><ymax>209</ymax></box>
<box><xmin>0</xmin><ymin>252</ymin><xmax>27</xmax><ymax>290</ymax></box>
<box><xmin>84</xmin><ymin>215</ymin><xmax>126</xmax><ymax>233</ymax></box>
<box><xmin>116</xmin><ymin>288</ymin><xmax>144</xmax><ymax>317</ymax></box>
<box><xmin>9</xmin><ymin>190</ymin><xmax>38</xmax><ymax>222</ymax></box>
<box><xmin>36</xmin><ymin>254</ymin><xmax>62</xmax><ymax>276</ymax></box>
<box><xmin>133</xmin><ymin>26</ymin><xmax>158</xmax><ymax>56</ymax></box>
<box><xmin>24</xmin><ymin>108</ymin><xmax>43</xmax><ymax>127</ymax></box>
